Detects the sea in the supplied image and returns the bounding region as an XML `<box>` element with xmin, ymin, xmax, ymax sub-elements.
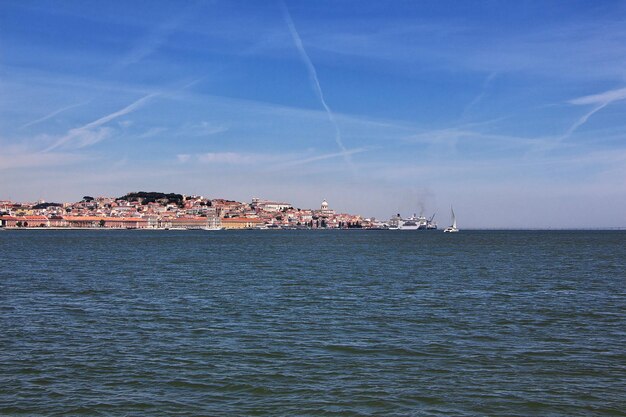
<box><xmin>1</xmin><ymin>230</ymin><xmax>624</xmax><ymax>416</ymax></box>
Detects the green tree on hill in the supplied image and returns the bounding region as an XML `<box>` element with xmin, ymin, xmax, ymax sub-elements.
<box><xmin>119</xmin><ymin>191</ymin><xmax>184</xmax><ymax>206</ymax></box>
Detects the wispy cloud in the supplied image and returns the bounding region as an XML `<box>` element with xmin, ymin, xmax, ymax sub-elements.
<box><xmin>111</xmin><ymin>4</ymin><xmax>199</xmax><ymax>71</ymax></box>
<box><xmin>570</xmin><ymin>87</ymin><xmax>626</xmax><ymax>106</ymax></box>
<box><xmin>178</xmin><ymin>121</ymin><xmax>228</xmax><ymax>137</ymax></box>
<box><xmin>136</xmin><ymin>127</ymin><xmax>168</xmax><ymax>139</ymax></box>
<box><xmin>461</xmin><ymin>72</ymin><xmax>497</xmax><ymax>120</ymax></box>
<box><xmin>303</xmin><ymin>14</ymin><xmax>626</xmax><ymax>82</ymax></box>
<box><xmin>561</xmin><ymin>103</ymin><xmax>611</xmax><ymax>140</ymax></box>
<box><xmin>178</xmin><ymin>148</ymin><xmax>369</xmax><ymax>169</ymax></box>
<box><xmin>404</xmin><ymin>125</ymin><xmax>553</xmax><ymax>152</ymax></box>
<box><xmin>180</xmin><ymin>152</ymin><xmax>276</xmax><ymax>165</ymax></box>
<box><xmin>282</xmin><ymin>3</ymin><xmax>355</xmax><ymax>173</ymax></box>
<box><xmin>20</xmin><ymin>100</ymin><xmax>92</xmax><ymax>129</ymax></box>
<box><xmin>197</xmin><ymin>152</ymin><xmax>260</xmax><ymax>164</ymax></box>
<box><xmin>277</xmin><ymin>148</ymin><xmax>369</xmax><ymax>168</ymax></box>
<box><xmin>369</xmin><ymin>147</ymin><xmax>626</xmax><ymax>186</ymax></box>
<box><xmin>0</xmin><ymin>144</ymin><xmax>87</xmax><ymax>170</ymax></box>
<box><xmin>44</xmin><ymin>93</ymin><xmax>157</xmax><ymax>152</ymax></box>
<box><xmin>563</xmin><ymin>86</ymin><xmax>626</xmax><ymax>140</ymax></box>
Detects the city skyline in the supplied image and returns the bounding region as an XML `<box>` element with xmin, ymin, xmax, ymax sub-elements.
<box><xmin>2</xmin><ymin>1</ymin><xmax>626</xmax><ymax>228</ymax></box>
<box><xmin>0</xmin><ymin>192</ymin><xmax>375</xmax><ymax>230</ymax></box>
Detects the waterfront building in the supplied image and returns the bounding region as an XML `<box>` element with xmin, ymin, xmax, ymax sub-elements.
<box><xmin>49</xmin><ymin>216</ymin><xmax>68</xmax><ymax>227</ymax></box>
<box><xmin>145</xmin><ymin>216</ymin><xmax>159</xmax><ymax>229</ymax></box>
<box><xmin>220</xmin><ymin>217</ymin><xmax>265</xmax><ymax>229</ymax></box>
<box><xmin>170</xmin><ymin>217</ymin><xmax>210</xmax><ymax>230</ymax></box>
<box><xmin>62</xmin><ymin>216</ymin><xmax>148</xmax><ymax>228</ymax></box>
<box><xmin>21</xmin><ymin>215</ymin><xmax>50</xmax><ymax>227</ymax></box>
<box><xmin>0</xmin><ymin>215</ymin><xmax>18</xmax><ymax>228</ymax></box>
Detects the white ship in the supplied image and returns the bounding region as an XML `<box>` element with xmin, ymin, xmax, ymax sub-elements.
<box><xmin>388</xmin><ymin>213</ymin><xmax>437</xmax><ymax>230</ymax></box>
<box><xmin>400</xmin><ymin>214</ymin><xmax>420</xmax><ymax>230</ymax></box>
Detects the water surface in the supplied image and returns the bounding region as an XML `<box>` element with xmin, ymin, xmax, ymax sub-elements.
<box><xmin>1</xmin><ymin>230</ymin><xmax>625</xmax><ymax>416</ymax></box>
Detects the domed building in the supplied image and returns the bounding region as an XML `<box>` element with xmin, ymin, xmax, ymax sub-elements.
<box><xmin>318</xmin><ymin>199</ymin><xmax>335</xmax><ymax>216</ymax></box>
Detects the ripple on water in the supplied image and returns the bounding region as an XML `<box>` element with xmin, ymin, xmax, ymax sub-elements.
<box><xmin>1</xmin><ymin>230</ymin><xmax>625</xmax><ymax>416</ymax></box>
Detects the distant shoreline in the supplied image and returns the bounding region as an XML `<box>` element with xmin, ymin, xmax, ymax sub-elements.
<box><xmin>2</xmin><ymin>227</ymin><xmax>624</xmax><ymax>232</ymax></box>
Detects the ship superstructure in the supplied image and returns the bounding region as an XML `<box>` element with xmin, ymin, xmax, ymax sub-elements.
<box><xmin>388</xmin><ymin>213</ymin><xmax>437</xmax><ymax>230</ymax></box>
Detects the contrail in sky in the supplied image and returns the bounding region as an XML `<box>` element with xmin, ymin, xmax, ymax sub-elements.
<box><xmin>41</xmin><ymin>77</ymin><xmax>202</xmax><ymax>153</ymax></box>
<box><xmin>44</xmin><ymin>93</ymin><xmax>157</xmax><ymax>152</ymax></box>
<box><xmin>562</xmin><ymin>102</ymin><xmax>610</xmax><ymax>140</ymax></box>
<box><xmin>20</xmin><ymin>100</ymin><xmax>92</xmax><ymax>129</ymax></box>
<box><xmin>563</xmin><ymin>86</ymin><xmax>626</xmax><ymax>140</ymax></box>
<box><xmin>461</xmin><ymin>72</ymin><xmax>497</xmax><ymax>120</ymax></box>
<box><xmin>281</xmin><ymin>3</ymin><xmax>356</xmax><ymax>173</ymax></box>
<box><xmin>279</xmin><ymin>147</ymin><xmax>368</xmax><ymax>168</ymax></box>
<box><xmin>111</xmin><ymin>2</ymin><xmax>200</xmax><ymax>72</ymax></box>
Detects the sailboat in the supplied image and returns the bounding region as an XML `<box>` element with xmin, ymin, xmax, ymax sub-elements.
<box><xmin>443</xmin><ymin>206</ymin><xmax>459</xmax><ymax>233</ymax></box>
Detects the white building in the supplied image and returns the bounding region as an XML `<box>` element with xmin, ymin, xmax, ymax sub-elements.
<box><xmin>317</xmin><ymin>199</ymin><xmax>335</xmax><ymax>216</ymax></box>
<box><xmin>252</xmin><ymin>198</ymin><xmax>292</xmax><ymax>212</ymax></box>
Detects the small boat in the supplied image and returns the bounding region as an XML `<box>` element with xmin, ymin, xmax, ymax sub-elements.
<box><xmin>443</xmin><ymin>207</ymin><xmax>459</xmax><ymax>233</ymax></box>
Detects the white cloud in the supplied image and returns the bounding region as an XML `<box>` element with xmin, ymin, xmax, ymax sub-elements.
<box><xmin>0</xmin><ymin>147</ymin><xmax>86</xmax><ymax>170</ymax></box>
<box><xmin>178</xmin><ymin>121</ymin><xmax>228</xmax><ymax>137</ymax></box>
<box><xmin>74</xmin><ymin>127</ymin><xmax>113</xmax><ymax>148</ymax></box>
<box><xmin>277</xmin><ymin>148</ymin><xmax>369</xmax><ymax>168</ymax></box>
<box><xmin>20</xmin><ymin>100</ymin><xmax>91</xmax><ymax>129</ymax></box>
<box><xmin>180</xmin><ymin>148</ymin><xmax>368</xmax><ymax>168</ymax></box>
<box><xmin>137</xmin><ymin>127</ymin><xmax>168</xmax><ymax>139</ymax></box>
<box><xmin>569</xmin><ymin>87</ymin><xmax>626</xmax><ymax>105</ymax></box>
<box><xmin>195</xmin><ymin>152</ymin><xmax>272</xmax><ymax>165</ymax></box>
<box><xmin>563</xmin><ymin>86</ymin><xmax>626</xmax><ymax>139</ymax></box>
<box><xmin>44</xmin><ymin>93</ymin><xmax>157</xmax><ymax>151</ymax></box>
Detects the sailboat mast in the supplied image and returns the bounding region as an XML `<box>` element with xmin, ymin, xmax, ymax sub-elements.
<box><xmin>451</xmin><ymin>207</ymin><xmax>456</xmax><ymax>228</ymax></box>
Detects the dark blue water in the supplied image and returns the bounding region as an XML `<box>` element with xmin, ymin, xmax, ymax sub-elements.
<box><xmin>1</xmin><ymin>230</ymin><xmax>625</xmax><ymax>416</ymax></box>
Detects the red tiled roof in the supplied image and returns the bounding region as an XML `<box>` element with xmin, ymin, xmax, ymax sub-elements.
<box><xmin>21</xmin><ymin>215</ymin><xmax>48</xmax><ymax>221</ymax></box>
<box><xmin>62</xmin><ymin>216</ymin><xmax>147</xmax><ymax>222</ymax></box>
<box><xmin>221</xmin><ymin>217</ymin><xmax>264</xmax><ymax>223</ymax></box>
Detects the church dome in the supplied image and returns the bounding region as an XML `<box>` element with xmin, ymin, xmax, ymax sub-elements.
<box><xmin>321</xmin><ymin>199</ymin><xmax>329</xmax><ymax>210</ymax></box>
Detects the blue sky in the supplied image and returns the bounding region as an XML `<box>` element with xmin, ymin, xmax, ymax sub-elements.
<box><xmin>1</xmin><ymin>0</ymin><xmax>626</xmax><ymax>227</ymax></box>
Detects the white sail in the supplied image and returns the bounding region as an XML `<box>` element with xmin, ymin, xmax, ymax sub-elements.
<box><xmin>451</xmin><ymin>207</ymin><xmax>457</xmax><ymax>229</ymax></box>
<box><xmin>444</xmin><ymin>205</ymin><xmax>459</xmax><ymax>232</ymax></box>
